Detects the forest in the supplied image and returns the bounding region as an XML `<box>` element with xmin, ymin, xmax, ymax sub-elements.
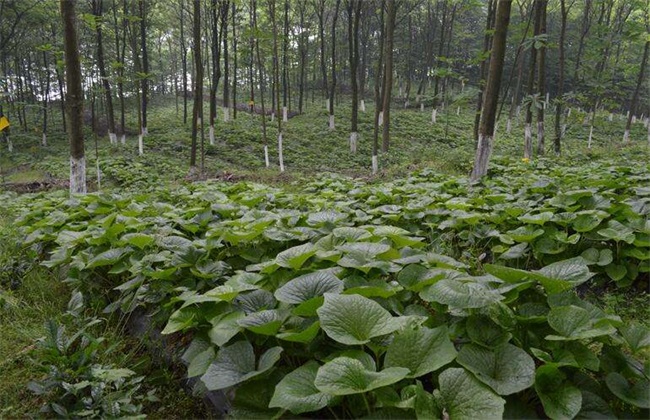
<box><xmin>0</xmin><ymin>0</ymin><xmax>649</xmax><ymax>418</ymax></box>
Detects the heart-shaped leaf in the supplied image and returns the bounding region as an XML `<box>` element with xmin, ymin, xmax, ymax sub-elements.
<box><xmin>457</xmin><ymin>343</ymin><xmax>535</xmax><ymax>395</ymax></box>
<box><xmin>275</xmin><ymin>271</ymin><xmax>344</xmax><ymax>304</ymax></box>
<box><xmin>201</xmin><ymin>341</ymin><xmax>282</xmax><ymax>390</ymax></box>
<box><xmin>269</xmin><ymin>361</ymin><xmax>337</xmax><ymax>414</ymax></box>
<box><xmin>314</xmin><ymin>357</ymin><xmax>409</xmax><ymax>396</ymax></box>
<box><xmin>437</xmin><ymin>368</ymin><xmax>505</xmax><ymax>419</ymax></box>
<box><xmin>317</xmin><ymin>293</ymin><xmax>401</xmax><ymax>345</ymax></box>
<box><xmin>384</xmin><ymin>326</ymin><xmax>457</xmax><ymax>378</ymax></box>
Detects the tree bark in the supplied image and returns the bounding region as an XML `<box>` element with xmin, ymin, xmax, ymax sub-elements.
<box><xmin>553</xmin><ymin>0</ymin><xmax>569</xmax><ymax>155</ymax></box>
<box><xmin>60</xmin><ymin>0</ymin><xmax>86</xmax><ymax>194</ymax></box>
<box><xmin>535</xmin><ymin>0</ymin><xmax>547</xmax><ymax>155</ymax></box>
<box><xmin>470</xmin><ymin>0</ymin><xmax>512</xmax><ymax>182</ymax></box>
<box><xmin>328</xmin><ymin>0</ymin><xmax>341</xmax><ymax>130</ymax></box>
<box><xmin>139</xmin><ymin>0</ymin><xmax>148</xmax><ymax>134</ymax></box>
<box><xmin>92</xmin><ymin>0</ymin><xmax>116</xmax><ymax>144</ymax></box>
<box><xmin>190</xmin><ymin>0</ymin><xmax>203</xmax><ymax>170</ymax></box>
<box><xmin>381</xmin><ymin>0</ymin><xmax>396</xmax><ymax>153</ymax></box>
<box><xmin>624</xmin><ymin>19</ymin><xmax>650</xmax><ymax>143</ymax></box>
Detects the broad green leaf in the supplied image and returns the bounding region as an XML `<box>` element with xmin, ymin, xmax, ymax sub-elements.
<box><xmin>605</xmin><ymin>373</ymin><xmax>650</xmax><ymax>408</ymax></box>
<box><xmin>237</xmin><ymin>309</ymin><xmax>285</xmax><ymax>335</ymax></box>
<box><xmin>384</xmin><ymin>326</ymin><xmax>456</xmax><ymax>378</ymax></box>
<box><xmin>605</xmin><ymin>264</ymin><xmax>627</xmax><ymax>281</ymax></box>
<box><xmin>275</xmin><ymin>271</ymin><xmax>344</xmax><ymax>304</ymax></box>
<box><xmin>337</xmin><ymin>242</ymin><xmax>392</xmax><ymax>260</ymax></box>
<box><xmin>209</xmin><ymin>311</ymin><xmax>245</xmax><ymax>346</ymax></box>
<box><xmin>500</xmin><ymin>243</ymin><xmax>530</xmax><ymax>259</ymax></box>
<box><xmin>269</xmin><ymin>361</ymin><xmax>336</xmax><ymax>414</ymax></box>
<box><xmin>580</xmin><ymin>248</ymin><xmax>613</xmax><ymax>266</ymax></box>
<box><xmin>162</xmin><ymin>307</ymin><xmax>197</xmax><ymax>334</ymax></box>
<box><xmin>529</xmin><ymin>257</ymin><xmax>594</xmax><ymax>294</ymax></box>
<box><xmin>484</xmin><ymin>264</ymin><xmax>530</xmax><ymax>283</ymax></box>
<box><xmin>438</xmin><ymin>368</ymin><xmax>505</xmax><ymax>419</ymax></box>
<box><xmin>506</xmin><ymin>226</ymin><xmax>545</xmax><ymax>242</ymax></box>
<box><xmin>518</xmin><ymin>212</ymin><xmax>554</xmax><ymax>225</ymax></box>
<box><xmin>86</xmin><ymin>247</ymin><xmax>130</xmax><ymax>269</ymax></box>
<box><xmin>620</xmin><ymin>323</ymin><xmax>650</xmax><ymax>353</ymax></box>
<box><xmin>235</xmin><ymin>290</ymin><xmax>276</xmax><ymax>314</ymax></box>
<box><xmin>317</xmin><ymin>293</ymin><xmax>401</xmax><ymax>345</ymax></box>
<box><xmin>466</xmin><ymin>315</ymin><xmax>512</xmax><ymax>348</ymax></box>
<box><xmin>187</xmin><ymin>347</ymin><xmax>215</xmax><ymax>378</ymax></box>
<box><xmin>597</xmin><ymin>220</ymin><xmax>636</xmax><ymax>244</ymax></box>
<box><xmin>276</xmin><ymin>243</ymin><xmax>317</xmax><ymax>270</ymax></box>
<box><xmin>419</xmin><ymin>278</ymin><xmax>503</xmax><ymax>309</ymax></box>
<box><xmin>276</xmin><ymin>320</ymin><xmax>321</xmax><ymax>343</ymax></box>
<box><xmin>535</xmin><ymin>365</ymin><xmax>582</xmax><ymax>420</ymax></box>
<box><xmin>456</xmin><ymin>343</ymin><xmax>535</xmax><ymax>395</ymax></box>
<box><xmin>571</xmin><ymin>213</ymin><xmax>603</xmax><ymax>232</ymax></box>
<box><xmin>314</xmin><ymin>357</ymin><xmax>409</xmax><ymax>396</ymax></box>
<box><xmin>121</xmin><ymin>233</ymin><xmax>154</xmax><ymax>249</ymax></box>
<box><xmin>546</xmin><ymin>306</ymin><xmax>616</xmax><ymax>341</ymax></box>
<box><xmin>332</xmin><ymin>226</ymin><xmax>373</xmax><ymax>241</ymax></box>
<box><xmin>201</xmin><ymin>341</ymin><xmax>282</xmax><ymax>390</ymax></box>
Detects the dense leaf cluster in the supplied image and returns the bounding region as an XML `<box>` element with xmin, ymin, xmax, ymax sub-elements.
<box><xmin>14</xmin><ymin>160</ymin><xmax>650</xmax><ymax>418</ymax></box>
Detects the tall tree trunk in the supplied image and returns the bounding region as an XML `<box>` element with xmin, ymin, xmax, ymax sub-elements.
<box><xmin>553</xmin><ymin>0</ymin><xmax>568</xmax><ymax>155</ymax></box>
<box><xmin>269</xmin><ymin>0</ymin><xmax>284</xmax><ymax>171</ymax></box>
<box><xmin>92</xmin><ymin>0</ymin><xmax>116</xmax><ymax>144</ymax></box>
<box><xmin>190</xmin><ymin>0</ymin><xmax>203</xmax><ymax>171</ymax></box>
<box><xmin>316</xmin><ymin>0</ymin><xmax>328</xmax><ymax>105</ymax></box>
<box><xmin>252</xmin><ymin>0</ymin><xmax>269</xmax><ymax>167</ymax></box>
<box><xmin>372</xmin><ymin>0</ymin><xmax>386</xmax><ymax>174</ymax></box>
<box><xmin>60</xmin><ymin>0</ymin><xmax>86</xmax><ymax>194</ymax></box>
<box><xmin>248</xmin><ymin>0</ymin><xmax>255</xmax><ymax>113</ymax></box>
<box><xmin>180</xmin><ymin>0</ymin><xmax>188</xmax><ymax>124</ymax></box>
<box><xmin>524</xmin><ymin>0</ymin><xmax>541</xmax><ymax>159</ymax></box>
<box><xmin>473</xmin><ymin>0</ymin><xmax>495</xmax><ymax>141</ymax></box>
<box><xmin>470</xmin><ymin>0</ymin><xmax>512</xmax><ymax>182</ymax></box>
<box><xmin>347</xmin><ymin>0</ymin><xmax>362</xmax><ymax>153</ymax></box>
<box><xmin>381</xmin><ymin>0</ymin><xmax>396</xmax><ymax>152</ymax></box>
<box><xmin>232</xmin><ymin>1</ymin><xmax>238</xmax><ymax>119</ymax></box>
<box><xmin>573</xmin><ymin>0</ymin><xmax>592</xmax><ymax>83</ymax></box>
<box><xmin>624</xmin><ymin>17</ymin><xmax>650</xmax><ymax>143</ymax></box>
<box><xmin>328</xmin><ymin>0</ymin><xmax>341</xmax><ymax>130</ymax></box>
<box><xmin>298</xmin><ymin>2</ymin><xmax>307</xmax><ymax>114</ymax></box>
<box><xmin>222</xmin><ymin>1</ymin><xmax>230</xmax><ymax>122</ymax></box>
<box><xmin>535</xmin><ymin>0</ymin><xmax>547</xmax><ymax>155</ymax></box>
<box><xmin>282</xmin><ymin>0</ymin><xmax>289</xmax><ymax>122</ymax></box>
<box><xmin>41</xmin><ymin>48</ymin><xmax>51</xmax><ymax>147</ymax></box>
<box><xmin>139</xmin><ymin>0</ymin><xmax>148</xmax><ymax>134</ymax></box>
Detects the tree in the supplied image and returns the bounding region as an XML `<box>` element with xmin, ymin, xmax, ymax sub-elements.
<box><xmin>381</xmin><ymin>0</ymin><xmax>396</xmax><ymax>152</ymax></box>
<box><xmin>91</xmin><ymin>0</ymin><xmax>116</xmax><ymax>144</ymax></box>
<box><xmin>328</xmin><ymin>0</ymin><xmax>341</xmax><ymax>130</ymax></box>
<box><xmin>190</xmin><ymin>0</ymin><xmax>203</xmax><ymax>172</ymax></box>
<box><xmin>470</xmin><ymin>0</ymin><xmax>512</xmax><ymax>182</ymax></box>
<box><xmin>535</xmin><ymin>0</ymin><xmax>547</xmax><ymax>155</ymax></box>
<box><xmin>139</xmin><ymin>0</ymin><xmax>149</xmax><ymax>134</ymax></box>
<box><xmin>553</xmin><ymin>0</ymin><xmax>571</xmax><ymax>155</ymax></box>
<box><xmin>346</xmin><ymin>0</ymin><xmax>362</xmax><ymax>153</ymax></box>
<box><xmin>623</xmin><ymin>9</ymin><xmax>649</xmax><ymax>143</ymax></box>
<box><xmin>60</xmin><ymin>0</ymin><xmax>86</xmax><ymax>194</ymax></box>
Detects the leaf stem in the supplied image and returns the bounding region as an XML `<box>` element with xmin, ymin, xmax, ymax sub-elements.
<box><xmin>362</xmin><ymin>392</ymin><xmax>372</xmax><ymax>416</ymax></box>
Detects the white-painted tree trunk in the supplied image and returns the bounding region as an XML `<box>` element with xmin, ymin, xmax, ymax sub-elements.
<box><xmin>644</xmin><ymin>117</ymin><xmax>649</xmax><ymax>128</ymax></box>
<box><xmin>420</xmin><ymin>103</ymin><xmax>424</xmax><ymax>112</ymax></box>
<box><xmin>264</xmin><ymin>145</ymin><xmax>270</xmax><ymax>167</ymax></box>
<box><xmin>96</xmin><ymin>159</ymin><xmax>101</xmax><ymax>190</ymax></box>
<box><xmin>456</xmin><ymin>106</ymin><xmax>460</xmax><ymax>116</ymax></box>
<box><xmin>631</xmin><ymin>115</ymin><xmax>636</xmax><ymax>124</ymax></box>
<box><xmin>271</xmin><ymin>113</ymin><xmax>275</xmax><ymax>122</ymax></box>
<box><xmin>470</xmin><ymin>132</ymin><xmax>494</xmax><ymax>181</ymax></box>
<box><xmin>588</xmin><ymin>125</ymin><xmax>594</xmax><ymax>148</ymax></box>
<box><xmin>372</xmin><ymin>154</ymin><xmax>378</xmax><ymax>175</ymax></box>
<box><xmin>138</xmin><ymin>134</ymin><xmax>144</xmax><ymax>155</ymax></box>
<box><xmin>524</xmin><ymin>123</ymin><xmax>532</xmax><ymax>159</ymax></box>
<box><xmin>562</xmin><ymin>124</ymin><xmax>567</xmax><ymax>137</ymax></box>
<box><xmin>404</xmin><ymin>100</ymin><xmax>409</xmax><ymax>109</ymax></box>
<box><xmin>329</xmin><ymin>114</ymin><xmax>335</xmax><ymax>130</ymax></box>
<box><xmin>378</xmin><ymin>111</ymin><xmax>383</xmax><ymax>126</ymax></box>
<box><xmin>623</xmin><ymin>128</ymin><xmax>630</xmax><ymax>143</ymax></box>
<box><xmin>506</xmin><ymin>118</ymin><xmax>512</xmax><ymax>134</ymax></box>
<box><xmin>120</xmin><ymin>134</ymin><xmax>126</xmax><ymax>145</ymax></box>
<box><xmin>70</xmin><ymin>155</ymin><xmax>86</xmax><ymax>194</ymax></box>
<box><xmin>567</xmin><ymin>108</ymin><xmax>571</xmax><ymax>118</ymax></box>
<box><xmin>42</xmin><ymin>133</ymin><xmax>47</xmax><ymax>147</ymax></box>
<box><xmin>545</xmin><ymin>92</ymin><xmax>549</xmax><ymax>107</ymax></box>
<box><xmin>282</xmin><ymin>106</ymin><xmax>288</xmax><ymax>122</ymax></box>
<box><xmin>7</xmin><ymin>137</ymin><xmax>13</xmax><ymax>153</ymax></box>
<box><xmin>350</xmin><ymin>131</ymin><xmax>358</xmax><ymax>153</ymax></box>
<box><xmin>209</xmin><ymin>125</ymin><xmax>215</xmax><ymax>145</ymax></box>
<box><xmin>516</xmin><ymin>105</ymin><xmax>521</xmax><ymax>117</ymax></box>
<box><xmin>142</xmin><ymin>127</ymin><xmax>148</xmax><ymax>135</ymax></box>
<box><xmin>278</xmin><ymin>133</ymin><xmax>285</xmax><ymax>172</ymax></box>
<box><xmin>608</xmin><ymin>113</ymin><xmax>613</xmax><ymax>122</ymax></box>
<box><xmin>223</xmin><ymin>106</ymin><xmax>230</xmax><ymax>122</ymax></box>
<box><xmin>109</xmin><ymin>132</ymin><xmax>117</xmax><ymax>144</ymax></box>
<box><xmin>431</xmin><ymin>108</ymin><xmax>437</xmax><ymax>124</ymax></box>
<box><xmin>537</xmin><ymin>121</ymin><xmax>544</xmax><ymax>152</ymax></box>
<box><xmin>325</xmin><ymin>98</ymin><xmax>329</xmax><ymax>110</ymax></box>
<box><xmin>360</xmin><ymin>100</ymin><xmax>366</xmax><ymax>112</ymax></box>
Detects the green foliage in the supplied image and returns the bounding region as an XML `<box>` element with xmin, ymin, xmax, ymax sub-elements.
<box><xmin>27</xmin><ymin>317</ymin><xmax>152</xmax><ymax>418</ymax></box>
<box><xmin>12</xmin><ymin>157</ymin><xmax>650</xmax><ymax>418</ymax></box>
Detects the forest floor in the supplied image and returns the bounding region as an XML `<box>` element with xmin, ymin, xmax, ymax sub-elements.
<box><xmin>1</xmin><ymin>96</ymin><xmax>649</xmax><ymax>418</ymax></box>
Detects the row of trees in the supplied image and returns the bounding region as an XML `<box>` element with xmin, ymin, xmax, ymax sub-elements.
<box><xmin>1</xmin><ymin>0</ymin><xmax>649</xmax><ymax>192</ymax></box>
